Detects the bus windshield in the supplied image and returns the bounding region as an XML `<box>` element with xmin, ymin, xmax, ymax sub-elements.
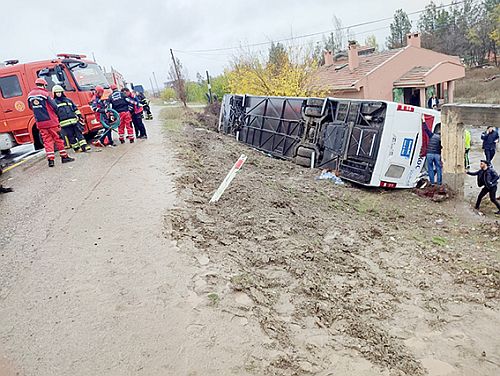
<box><xmin>69</xmin><ymin>63</ymin><xmax>109</xmax><ymax>91</ymax></box>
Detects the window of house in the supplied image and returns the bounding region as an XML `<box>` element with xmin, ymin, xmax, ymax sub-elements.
<box><xmin>0</xmin><ymin>75</ymin><xmax>23</xmax><ymax>98</ymax></box>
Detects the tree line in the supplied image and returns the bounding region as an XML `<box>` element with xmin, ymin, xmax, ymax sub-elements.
<box><xmin>164</xmin><ymin>0</ymin><xmax>499</xmax><ymax>101</ymax></box>
<box><xmin>388</xmin><ymin>0</ymin><xmax>499</xmax><ymax>66</ymax></box>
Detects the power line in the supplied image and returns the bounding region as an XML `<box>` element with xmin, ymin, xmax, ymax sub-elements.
<box><xmin>173</xmin><ymin>0</ymin><xmax>477</xmax><ymax>54</ymax></box>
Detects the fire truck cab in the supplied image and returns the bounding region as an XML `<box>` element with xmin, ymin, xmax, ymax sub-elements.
<box><xmin>0</xmin><ymin>54</ymin><xmax>110</xmax><ymax>153</ymax></box>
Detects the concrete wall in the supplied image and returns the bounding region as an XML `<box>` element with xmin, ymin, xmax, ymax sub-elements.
<box><xmin>362</xmin><ymin>46</ymin><xmax>464</xmax><ymax>102</ymax></box>
<box><xmin>441</xmin><ymin>104</ymin><xmax>500</xmax><ymax>195</ymax></box>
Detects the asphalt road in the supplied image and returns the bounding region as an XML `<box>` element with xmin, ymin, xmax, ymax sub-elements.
<box><xmin>0</xmin><ymin>107</ymin><xmax>263</xmax><ymax>376</ymax></box>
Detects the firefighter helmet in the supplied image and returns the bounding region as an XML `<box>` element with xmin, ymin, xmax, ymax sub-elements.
<box><xmin>35</xmin><ymin>77</ymin><xmax>48</xmax><ymax>86</ymax></box>
<box><xmin>52</xmin><ymin>85</ymin><xmax>64</xmax><ymax>94</ymax></box>
<box><xmin>95</xmin><ymin>85</ymin><xmax>104</xmax><ymax>95</ymax></box>
<box><xmin>110</xmin><ymin>84</ymin><xmax>117</xmax><ymax>90</ymax></box>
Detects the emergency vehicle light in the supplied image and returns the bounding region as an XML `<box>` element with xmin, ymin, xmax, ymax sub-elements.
<box><xmin>57</xmin><ymin>54</ymin><xmax>87</xmax><ymax>60</ymax></box>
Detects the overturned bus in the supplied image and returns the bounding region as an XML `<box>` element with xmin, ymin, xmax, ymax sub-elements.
<box><xmin>218</xmin><ymin>94</ymin><xmax>441</xmax><ymax>189</ymax></box>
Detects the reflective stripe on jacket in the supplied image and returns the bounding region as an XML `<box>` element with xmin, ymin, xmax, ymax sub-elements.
<box><xmin>54</xmin><ymin>96</ymin><xmax>80</xmax><ymax>127</ymax></box>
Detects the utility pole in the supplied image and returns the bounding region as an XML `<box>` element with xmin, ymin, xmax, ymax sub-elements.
<box><xmin>152</xmin><ymin>71</ymin><xmax>161</xmax><ymax>98</ymax></box>
<box><xmin>170</xmin><ymin>48</ymin><xmax>187</xmax><ymax>108</ymax></box>
<box><xmin>92</xmin><ymin>52</ymin><xmax>96</xmax><ymax>62</ymax></box>
<box><xmin>206</xmin><ymin>70</ymin><xmax>213</xmax><ymax>104</ymax></box>
<box><xmin>149</xmin><ymin>77</ymin><xmax>156</xmax><ymax>97</ymax></box>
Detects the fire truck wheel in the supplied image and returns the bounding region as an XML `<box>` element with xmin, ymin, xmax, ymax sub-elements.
<box><xmin>295</xmin><ymin>155</ymin><xmax>312</xmax><ymax>167</ymax></box>
<box><xmin>32</xmin><ymin>127</ymin><xmax>44</xmax><ymax>150</ymax></box>
<box><xmin>304</xmin><ymin>106</ymin><xmax>323</xmax><ymax>117</ymax></box>
<box><xmin>296</xmin><ymin>147</ymin><xmax>314</xmax><ymax>158</ymax></box>
<box><xmin>1</xmin><ymin>149</ymin><xmax>12</xmax><ymax>156</ymax></box>
<box><xmin>306</xmin><ymin>98</ymin><xmax>324</xmax><ymax>107</ymax></box>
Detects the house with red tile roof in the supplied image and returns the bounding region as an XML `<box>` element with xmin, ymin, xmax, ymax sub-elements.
<box><xmin>310</xmin><ymin>33</ymin><xmax>465</xmax><ymax>108</ymax></box>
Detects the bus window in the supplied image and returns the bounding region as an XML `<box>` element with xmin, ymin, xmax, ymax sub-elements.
<box><xmin>0</xmin><ymin>75</ymin><xmax>23</xmax><ymax>98</ymax></box>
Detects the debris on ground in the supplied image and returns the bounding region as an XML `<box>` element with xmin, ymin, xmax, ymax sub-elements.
<box><xmin>315</xmin><ymin>169</ymin><xmax>344</xmax><ymax>185</ymax></box>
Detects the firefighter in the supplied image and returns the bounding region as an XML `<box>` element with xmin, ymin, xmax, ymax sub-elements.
<box><xmin>128</xmin><ymin>90</ymin><xmax>147</xmax><ymax>139</ymax></box>
<box><xmin>52</xmin><ymin>85</ymin><xmax>90</xmax><ymax>152</ymax></box>
<box><xmin>109</xmin><ymin>84</ymin><xmax>135</xmax><ymax>143</ymax></box>
<box><xmin>91</xmin><ymin>86</ymin><xmax>115</xmax><ymax>147</ymax></box>
<box><xmin>27</xmin><ymin>78</ymin><xmax>75</xmax><ymax>167</ymax></box>
<box><xmin>137</xmin><ymin>91</ymin><xmax>153</xmax><ymax>120</ymax></box>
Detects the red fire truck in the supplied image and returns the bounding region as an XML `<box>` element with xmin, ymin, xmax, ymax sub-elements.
<box><xmin>0</xmin><ymin>54</ymin><xmax>110</xmax><ymax>153</ymax></box>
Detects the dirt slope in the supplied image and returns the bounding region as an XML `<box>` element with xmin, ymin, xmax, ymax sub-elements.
<box><xmin>168</xmin><ymin>111</ymin><xmax>500</xmax><ymax>376</ymax></box>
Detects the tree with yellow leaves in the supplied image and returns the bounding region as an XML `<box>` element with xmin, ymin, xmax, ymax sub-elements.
<box><xmin>225</xmin><ymin>43</ymin><xmax>324</xmax><ymax>97</ymax></box>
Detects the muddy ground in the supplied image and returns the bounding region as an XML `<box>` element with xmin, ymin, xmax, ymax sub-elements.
<box><xmin>167</xmin><ymin>108</ymin><xmax>500</xmax><ymax>376</ymax></box>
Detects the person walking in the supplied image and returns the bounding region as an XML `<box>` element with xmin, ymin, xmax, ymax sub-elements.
<box><xmin>109</xmin><ymin>84</ymin><xmax>135</xmax><ymax>144</ymax></box>
<box><xmin>481</xmin><ymin>126</ymin><xmax>499</xmax><ymax>163</ymax></box>
<box><xmin>423</xmin><ymin>117</ymin><xmax>442</xmax><ymax>185</ymax></box>
<box><xmin>52</xmin><ymin>85</ymin><xmax>90</xmax><ymax>153</ymax></box>
<box><xmin>464</xmin><ymin>129</ymin><xmax>471</xmax><ymax>169</ymax></box>
<box><xmin>27</xmin><ymin>78</ymin><xmax>75</xmax><ymax>167</ymax></box>
<box><xmin>466</xmin><ymin>160</ymin><xmax>500</xmax><ymax>214</ymax></box>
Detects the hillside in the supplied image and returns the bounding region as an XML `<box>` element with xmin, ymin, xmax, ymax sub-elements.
<box><xmin>455</xmin><ymin>66</ymin><xmax>500</xmax><ymax>104</ymax></box>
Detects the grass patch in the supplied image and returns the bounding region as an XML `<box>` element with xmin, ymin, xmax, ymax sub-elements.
<box><xmin>207</xmin><ymin>293</ymin><xmax>220</xmax><ymax>306</ymax></box>
<box><xmin>431</xmin><ymin>236</ymin><xmax>447</xmax><ymax>246</ymax></box>
<box><xmin>160</xmin><ymin>106</ymin><xmax>187</xmax><ymax>131</ymax></box>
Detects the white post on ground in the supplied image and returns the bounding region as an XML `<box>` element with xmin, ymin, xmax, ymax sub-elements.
<box><xmin>310</xmin><ymin>152</ymin><xmax>315</xmax><ymax>169</ymax></box>
<box><xmin>236</xmin><ymin>131</ymin><xmax>240</xmax><ymax>141</ymax></box>
<box><xmin>210</xmin><ymin>154</ymin><xmax>247</xmax><ymax>203</ymax></box>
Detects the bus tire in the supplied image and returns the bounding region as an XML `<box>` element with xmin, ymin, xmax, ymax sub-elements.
<box><xmin>297</xmin><ymin>147</ymin><xmax>314</xmax><ymax>158</ymax></box>
<box><xmin>304</xmin><ymin>106</ymin><xmax>323</xmax><ymax>117</ymax></box>
<box><xmin>306</xmin><ymin>98</ymin><xmax>324</xmax><ymax>107</ymax></box>
<box><xmin>295</xmin><ymin>155</ymin><xmax>312</xmax><ymax>167</ymax></box>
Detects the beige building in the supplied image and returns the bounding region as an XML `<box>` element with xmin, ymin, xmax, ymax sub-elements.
<box><xmin>311</xmin><ymin>33</ymin><xmax>465</xmax><ymax>108</ymax></box>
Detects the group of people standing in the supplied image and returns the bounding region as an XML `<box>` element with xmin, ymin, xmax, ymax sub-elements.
<box><xmin>26</xmin><ymin>78</ymin><xmax>150</xmax><ymax>167</ymax></box>
<box><xmin>424</xmin><ymin>116</ymin><xmax>499</xmax><ymax>215</ymax></box>
<box><xmin>91</xmin><ymin>84</ymin><xmax>148</xmax><ymax>147</ymax></box>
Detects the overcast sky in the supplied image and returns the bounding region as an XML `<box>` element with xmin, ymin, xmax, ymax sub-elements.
<box><xmin>1</xmin><ymin>0</ymin><xmax>432</xmax><ymax>89</ymax></box>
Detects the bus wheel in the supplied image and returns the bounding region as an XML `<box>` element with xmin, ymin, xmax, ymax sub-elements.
<box><xmin>295</xmin><ymin>155</ymin><xmax>312</xmax><ymax>167</ymax></box>
<box><xmin>297</xmin><ymin>146</ymin><xmax>315</xmax><ymax>158</ymax></box>
<box><xmin>32</xmin><ymin>127</ymin><xmax>44</xmax><ymax>150</ymax></box>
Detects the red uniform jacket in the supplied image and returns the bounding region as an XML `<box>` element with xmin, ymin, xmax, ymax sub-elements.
<box><xmin>27</xmin><ymin>87</ymin><xmax>60</xmax><ymax>129</ymax></box>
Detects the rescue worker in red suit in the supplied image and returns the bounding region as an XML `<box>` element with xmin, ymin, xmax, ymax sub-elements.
<box><xmin>91</xmin><ymin>86</ymin><xmax>115</xmax><ymax>147</ymax></box>
<box><xmin>108</xmin><ymin>84</ymin><xmax>135</xmax><ymax>143</ymax></box>
<box><xmin>27</xmin><ymin>78</ymin><xmax>75</xmax><ymax>167</ymax></box>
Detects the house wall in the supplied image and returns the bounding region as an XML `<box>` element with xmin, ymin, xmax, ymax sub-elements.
<box><xmin>362</xmin><ymin>47</ymin><xmax>464</xmax><ymax>102</ymax></box>
<box><xmin>328</xmin><ymin>88</ymin><xmax>365</xmax><ymax>100</ymax></box>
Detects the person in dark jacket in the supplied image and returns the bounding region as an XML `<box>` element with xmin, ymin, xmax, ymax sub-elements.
<box><xmin>466</xmin><ymin>160</ymin><xmax>500</xmax><ymax>214</ymax></box>
<box><xmin>108</xmin><ymin>84</ymin><xmax>135</xmax><ymax>143</ymax></box>
<box><xmin>427</xmin><ymin>94</ymin><xmax>439</xmax><ymax>109</ymax></box>
<box><xmin>423</xmin><ymin>117</ymin><xmax>442</xmax><ymax>185</ymax></box>
<box><xmin>90</xmin><ymin>86</ymin><xmax>115</xmax><ymax>147</ymax></box>
<box><xmin>481</xmin><ymin>126</ymin><xmax>499</xmax><ymax>163</ymax></box>
<box><xmin>27</xmin><ymin>78</ymin><xmax>75</xmax><ymax>167</ymax></box>
<box><xmin>52</xmin><ymin>85</ymin><xmax>89</xmax><ymax>152</ymax></box>
<box><xmin>127</xmin><ymin>89</ymin><xmax>147</xmax><ymax>139</ymax></box>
